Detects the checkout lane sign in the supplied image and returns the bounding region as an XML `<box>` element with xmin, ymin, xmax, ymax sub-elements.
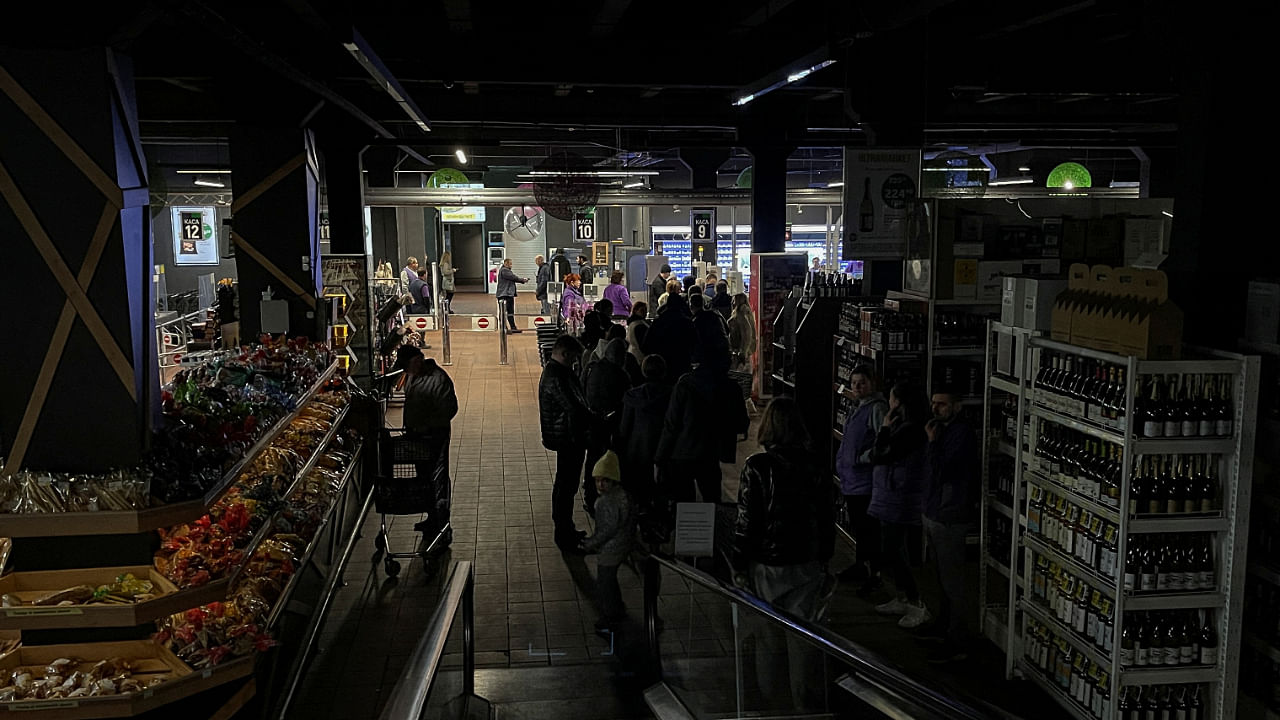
<box><xmin>690</xmin><ymin>208</ymin><xmax>715</xmax><ymax>242</ymax></box>
<box><xmin>170</xmin><ymin>206</ymin><xmax>218</xmax><ymax>265</ymax></box>
<box><xmin>573</xmin><ymin>212</ymin><xmax>596</xmax><ymax>242</ymax></box>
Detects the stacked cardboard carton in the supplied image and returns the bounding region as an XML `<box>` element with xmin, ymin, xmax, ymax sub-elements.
<box><xmin>1050</xmin><ymin>263</ymin><xmax>1183</xmax><ymax>359</ymax></box>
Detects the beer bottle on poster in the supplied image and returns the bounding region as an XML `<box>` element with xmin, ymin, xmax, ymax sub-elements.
<box><xmin>860</xmin><ymin>177</ymin><xmax>874</xmax><ymax>233</ymax></box>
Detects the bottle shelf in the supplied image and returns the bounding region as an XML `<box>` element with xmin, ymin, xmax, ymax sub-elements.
<box><xmin>992</xmin><ymin>439</ymin><xmax>1019</xmax><ymax>459</ymax></box>
<box><xmin>1016</xmin><ymin>659</ymin><xmax>1096</xmax><ymax>720</ymax></box>
<box><xmin>1123</xmin><ymin>591</ymin><xmax>1225</xmax><ymax>612</ymax></box>
<box><xmin>1126</xmin><ymin>516</ymin><xmax>1228</xmax><ymax>534</ymax></box>
<box><xmin>1020</xmin><ymin>599</ymin><xmax>1113</xmax><ymax>670</ymax></box>
<box><xmin>1118</xmin><ymin>665</ymin><xmax>1218</xmax><ymax>687</ymax></box>
<box><xmin>989</xmin><ymin>497</ymin><xmax>1015</xmax><ymax>521</ymax></box>
<box><xmin>1031</xmin><ymin>405</ymin><xmax>1124</xmax><ymax>445</ymax></box>
<box><xmin>1023</xmin><ymin>534</ymin><xmax>1116</xmax><ymax>601</ymax></box>
<box><xmin>1023</xmin><ymin>467</ymin><xmax>1122</xmax><ymax>525</ymax></box>
<box><xmin>983</xmin><ymin>606</ymin><xmax>1018</xmax><ymax>650</ymax></box>
<box><xmin>0</xmin><ymin>362</ymin><xmax>339</xmax><ymax>538</ymax></box>
<box><xmin>933</xmin><ymin>346</ymin><xmax>985</xmax><ymax>357</ymax></box>
<box><xmin>1030</xmin><ymin>403</ymin><xmax>1235</xmax><ymax>455</ymax></box>
<box><xmin>990</xmin><ymin>375</ymin><xmax>1023</xmax><ymax>396</ymax></box>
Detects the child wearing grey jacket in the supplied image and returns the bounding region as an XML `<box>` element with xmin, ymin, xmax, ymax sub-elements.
<box><xmin>583</xmin><ymin>450</ymin><xmax>635</xmax><ymax>634</ymax></box>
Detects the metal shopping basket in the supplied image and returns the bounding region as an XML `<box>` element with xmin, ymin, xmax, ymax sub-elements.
<box><xmin>372</xmin><ymin>428</ymin><xmax>451</xmax><ymax>577</ymax></box>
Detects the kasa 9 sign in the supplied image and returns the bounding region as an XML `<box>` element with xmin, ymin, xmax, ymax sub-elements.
<box><xmin>169</xmin><ymin>206</ymin><xmax>219</xmax><ymax>266</ymax></box>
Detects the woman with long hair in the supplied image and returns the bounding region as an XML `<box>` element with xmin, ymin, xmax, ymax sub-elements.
<box><xmin>561</xmin><ymin>273</ymin><xmax>586</xmax><ymax>334</ymax></box>
<box><xmin>867</xmin><ymin>381</ymin><xmax>932</xmax><ymax>628</ymax></box>
<box><xmin>728</xmin><ymin>294</ymin><xmax>756</xmax><ymax>372</ymax></box>
<box><xmin>439</xmin><ymin>251</ymin><xmax>457</xmax><ymax>312</ymax></box>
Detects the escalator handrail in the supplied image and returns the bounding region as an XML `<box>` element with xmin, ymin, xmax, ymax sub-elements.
<box><xmin>377</xmin><ymin>560</ymin><xmax>475</xmax><ymax>720</ymax></box>
<box><xmin>646</xmin><ymin>554</ymin><xmax>1022</xmax><ymax>720</ymax></box>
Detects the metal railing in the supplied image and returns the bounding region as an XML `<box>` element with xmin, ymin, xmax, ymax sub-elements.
<box><xmin>377</xmin><ymin>560</ymin><xmax>476</xmax><ymax>720</ymax></box>
<box><xmin>642</xmin><ymin>555</ymin><xmax>1023</xmax><ymax>720</ymax></box>
<box><xmin>497</xmin><ymin>298</ymin><xmax>509</xmax><ymax>365</ymax></box>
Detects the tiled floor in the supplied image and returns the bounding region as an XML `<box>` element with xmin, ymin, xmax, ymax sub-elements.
<box><xmin>285</xmin><ymin>290</ymin><xmax>1067</xmax><ymax>720</ymax></box>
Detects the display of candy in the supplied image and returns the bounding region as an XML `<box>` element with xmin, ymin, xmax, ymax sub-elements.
<box><xmin>0</xmin><ymin>339</ymin><xmax>334</xmax><ymax>514</ymax></box>
<box><xmin>0</xmin><ymin>656</ymin><xmax>167</xmax><ymax>701</ymax></box>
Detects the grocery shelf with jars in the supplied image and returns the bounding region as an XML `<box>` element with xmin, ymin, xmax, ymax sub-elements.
<box><xmin>0</xmin><ymin>340</ymin><xmax>366</xmax><ymax>718</ymax></box>
<box><xmin>979</xmin><ymin>323</ymin><xmax>1260</xmax><ymax>720</ymax></box>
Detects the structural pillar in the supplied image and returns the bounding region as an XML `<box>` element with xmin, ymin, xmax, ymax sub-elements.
<box><xmin>313</xmin><ymin>112</ymin><xmax>368</xmax><ymax>256</ymax></box>
<box><xmin>0</xmin><ymin>47</ymin><xmax>155</xmax><ymax>474</ymax></box>
<box><xmin>228</xmin><ymin>123</ymin><xmax>322</xmax><ymax>340</ymax></box>
<box><xmin>746</xmin><ymin>144</ymin><xmax>790</xmax><ymax>253</ymax></box>
<box><xmin>681</xmin><ymin>148</ymin><xmax>730</xmax><ymax>190</ymax></box>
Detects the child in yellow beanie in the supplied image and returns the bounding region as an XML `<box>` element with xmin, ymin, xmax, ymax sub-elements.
<box><xmin>583</xmin><ymin>450</ymin><xmax>635</xmax><ymax>635</ymax></box>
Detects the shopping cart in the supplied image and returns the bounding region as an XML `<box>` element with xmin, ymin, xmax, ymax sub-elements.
<box><xmin>727</xmin><ymin>368</ymin><xmax>758</xmax><ymax>417</ymax></box>
<box><xmin>372</xmin><ymin>428</ymin><xmax>452</xmax><ymax>577</ymax></box>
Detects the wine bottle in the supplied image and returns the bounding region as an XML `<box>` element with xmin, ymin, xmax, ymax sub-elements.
<box><xmin>1130</xmin><ymin>455</ymin><xmax>1148</xmax><ymax>517</ymax></box>
<box><xmin>1140</xmin><ymin>540</ymin><xmax>1158</xmax><ymax>592</ymax></box>
<box><xmin>1198</xmin><ymin>612</ymin><xmax>1218</xmax><ymax>665</ymax></box>
<box><xmin>1187</xmin><ymin>685</ymin><xmax>1202</xmax><ymax>720</ymax></box>
<box><xmin>1180</xmin><ymin>375</ymin><xmax>1199</xmax><ymax>437</ymax></box>
<box><xmin>1200</xmin><ymin>456</ymin><xmax>1218</xmax><ymax>513</ymax></box>
<box><xmin>1182</xmin><ymin>457</ymin><xmax>1199</xmax><ymax>514</ymax></box>
<box><xmin>1143</xmin><ymin>377</ymin><xmax>1164</xmax><ymax>438</ymax></box>
<box><xmin>1179</xmin><ymin>614</ymin><xmax>1196</xmax><ymax>665</ymax></box>
<box><xmin>1164</xmin><ymin>613</ymin><xmax>1182</xmax><ymax>666</ymax></box>
<box><xmin>1198</xmin><ymin>377</ymin><xmax>1215</xmax><ymax>437</ymax></box>
<box><xmin>1197</xmin><ymin>535</ymin><xmax>1215</xmax><ymax>590</ymax></box>
<box><xmin>1124</xmin><ymin>536</ymin><xmax>1140</xmax><ymax>592</ymax></box>
<box><xmin>859</xmin><ymin>177</ymin><xmax>874</xmax><ymax>233</ymax></box>
<box><xmin>1163</xmin><ymin>375</ymin><xmax>1182</xmax><ymax>437</ymax></box>
<box><xmin>1167</xmin><ymin>456</ymin><xmax>1184</xmax><ymax>515</ymax></box>
<box><xmin>1214</xmin><ymin>375</ymin><xmax>1233</xmax><ymax>437</ymax></box>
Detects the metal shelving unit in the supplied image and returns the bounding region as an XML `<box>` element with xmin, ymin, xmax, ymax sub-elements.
<box><xmin>1005</xmin><ymin>336</ymin><xmax>1260</xmax><ymax>720</ymax></box>
<box><xmin>980</xmin><ymin>320</ymin><xmax>1036</xmax><ymax>678</ymax></box>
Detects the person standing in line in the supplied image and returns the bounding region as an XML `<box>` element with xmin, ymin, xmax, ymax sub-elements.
<box><xmin>711</xmin><ymin>281</ymin><xmax>732</xmax><ymax>320</ymax></box>
<box><xmin>732</xmin><ymin>397</ymin><xmax>835</xmax><ymax>712</ymax></box>
<box><xmin>496</xmin><ymin>258</ymin><xmax>528</xmax><ymax>334</ymax></box>
<box><xmin>625</xmin><ymin>301</ymin><xmax>650</xmax><ymax>368</ymax></box>
<box><xmin>728</xmin><ymin>294</ymin><xmax>756</xmax><ymax>373</ymax></box>
<box><xmin>868</xmin><ymin>382</ymin><xmax>932</xmax><ymax>629</ymax></box>
<box><xmin>618</xmin><ymin>354</ymin><xmax>672</xmax><ymax>518</ymax></box>
<box><xmin>603</xmin><ymin>270</ymin><xmax>633</xmax><ymax>318</ymax></box>
<box><xmin>539</xmin><ymin>335</ymin><xmax>591</xmax><ymax>552</ymax></box>
<box><xmin>648</xmin><ymin>264</ymin><xmax>672</xmax><ymax>315</ymax></box>
<box><xmin>682</xmin><ymin>275</ymin><xmax>698</xmax><ymax>296</ymax></box>
<box><xmin>401</xmin><ymin>256</ymin><xmax>419</xmax><ymax>288</ymax></box>
<box><xmin>439</xmin><ymin>251</ymin><xmax>457</xmax><ymax>313</ymax></box>
<box><xmin>655</xmin><ymin>335</ymin><xmax>748</xmax><ymax>505</ymax></box>
<box><xmin>396</xmin><ymin>345</ymin><xmax>459</xmax><ymax>546</ymax></box>
<box><xmin>921</xmin><ymin>388</ymin><xmax>980</xmax><ymax>664</ymax></box>
<box><xmin>408</xmin><ymin>268</ymin><xmax>432</xmax><ymax>314</ymax></box>
<box><xmin>560</xmin><ymin>273</ymin><xmax>586</xmax><ymax>334</ymax></box>
<box><xmin>534</xmin><ymin>254</ymin><xmax>552</xmax><ymax>315</ymax></box>
<box><xmin>583</xmin><ymin>336</ymin><xmax>632</xmax><ymax>515</ymax></box>
<box><xmin>834</xmin><ymin>367</ymin><xmax>889</xmax><ymax>592</ymax></box>
<box><xmin>703</xmin><ymin>272</ymin><xmax>718</xmax><ymax>300</ymax></box>
<box><xmin>577</xmin><ymin>254</ymin><xmax>595</xmax><ymax>280</ymax></box>
<box><xmin>643</xmin><ymin>290</ymin><xmax>696</xmax><ymax>381</ymax></box>
<box><xmin>582</xmin><ymin>450</ymin><xmax>636</xmax><ymax>636</ymax></box>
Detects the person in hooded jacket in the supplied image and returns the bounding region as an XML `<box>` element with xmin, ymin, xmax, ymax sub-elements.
<box><xmin>539</xmin><ymin>335</ymin><xmax>591</xmax><ymax>551</ymax></box>
<box><xmin>398</xmin><ymin>345</ymin><xmax>459</xmax><ymax>544</ymax></box>
<box><xmin>834</xmin><ymin>366</ymin><xmax>889</xmax><ymax>592</ymax></box>
<box><xmin>582</xmin><ymin>336</ymin><xmax>633</xmax><ymax>514</ymax></box>
<box><xmin>732</xmin><ymin>397</ymin><xmax>835</xmax><ymax>711</ymax></box>
<box><xmin>728</xmin><ymin>294</ymin><xmax>756</xmax><ymax>373</ymax></box>
<box><xmin>868</xmin><ymin>381</ymin><xmax>932</xmax><ymax>630</ymax></box>
<box><xmin>654</xmin><ymin>337</ymin><xmax>748</xmax><ymax>505</ymax></box>
<box><xmin>642</xmin><ymin>292</ymin><xmax>696</xmax><ymax>380</ymax></box>
<box><xmin>618</xmin><ymin>355</ymin><xmax>672</xmax><ymax>516</ymax></box>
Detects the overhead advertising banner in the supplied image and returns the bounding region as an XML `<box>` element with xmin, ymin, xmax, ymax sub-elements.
<box><xmin>842</xmin><ymin>149</ymin><xmax>921</xmax><ymax>259</ymax></box>
<box><xmin>170</xmin><ymin>206</ymin><xmax>218</xmax><ymax>265</ymax></box>
<box><xmin>439</xmin><ymin>183</ymin><xmax>486</xmax><ymax>222</ymax></box>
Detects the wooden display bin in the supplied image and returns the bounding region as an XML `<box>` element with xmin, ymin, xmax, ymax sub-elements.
<box><xmin>0</xmin><ymin>639</ymin><xmax>252</xmax><ymax>718</ymax></box>
<box><xmin>0</xmin><ymin>566</ymin><xmax>227</xmax><ymax>631</ymax></box>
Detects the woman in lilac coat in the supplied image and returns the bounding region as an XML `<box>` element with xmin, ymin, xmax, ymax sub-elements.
<box><xmin>867</xmin><ymin>381</ymin><xmax>932</xmax><ymax>629</ymax></box>
<box><xmin>602</xmin><ymin>270</ymin><xmax>632</xmax><ymax>318</ymax></box>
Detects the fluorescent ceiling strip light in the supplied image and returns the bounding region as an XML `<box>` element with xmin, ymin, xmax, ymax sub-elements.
<box><xmin>1162</xmin><ymin>210</ymin><xmax>1173</xmax><ymax>218</ymax></box>
<box><xmin>988</xmin><ymin>177</ymin><xmax>1035</xmax><ymax>186</ymax></box>
<box><xmin>193</xmin><ymin>178</ymin><xmax>225</xmax><ymax>188</ymax></box>
<box><xmin>455</xmin><ymin>149</ymin><xmax>467</xmax><ymax>164</ymax></box>
<box><xmin>343</xmin><ymin>30</ymin><xmax>430</xmax><ymax>132</ymax></box>
<box><xmin>1018</xmin><ymin>166</ymin><xmax>1032</xmax><ymax>172</ymax></box>
<box><xmin>176</xmin><ymin>169</ymin><xmax>232</xmax><ymax>174</ymax></box>
<box><xmin>734</xmin><ymin>58</ymin><xmax>836</xmax><ymax>106</ymax></box>
<box><xmin>826</xmin><ymin>181</ymin><xmax>844</xmax><ymax>188</ymax></box>
<box><xmin>623</xmin><ymin>181</ymin><xmax>645</xmax><ymax>188</ymax></box>
<box><xmin>1108</xmin><ymin>180</ymin><xmax>1140</xmax><ymax>188</ymax></box>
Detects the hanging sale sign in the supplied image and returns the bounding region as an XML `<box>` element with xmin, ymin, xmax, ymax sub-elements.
<box><xmin>170</xmin><ymin>206</ymin><xmax>219</xmax><ymax>265</ymax></box>
<box><xmin>574</xmin><ymin>212</ymin><xmax>596</xmax><ymax>242</ymax></box>
<box><xmin>841</xmin><ymin>149</ymin><xmax>921</xmax><ymax>259</ymax></box>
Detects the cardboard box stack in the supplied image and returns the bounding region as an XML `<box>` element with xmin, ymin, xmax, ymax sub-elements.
<box><xmin>1050</xmin><ymin>263</ymin><xmax>1183</xmax><ymax>359</ymax></box>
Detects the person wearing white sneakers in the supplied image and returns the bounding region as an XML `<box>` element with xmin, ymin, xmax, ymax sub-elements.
<box><xmin>866</xmin><ymin>381</ymin><xmax>931</xmax><ymax>629</ymax></box>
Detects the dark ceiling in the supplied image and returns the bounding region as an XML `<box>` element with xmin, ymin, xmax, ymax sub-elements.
<box><xmin>3</xmin><ymin>0</ymin><xmax>1182</xmax><ymax>188</ymax></box>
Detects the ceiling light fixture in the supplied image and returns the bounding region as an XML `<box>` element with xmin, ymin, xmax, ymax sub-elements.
<box><xmin>520</xmin><ymin>170</ymin><xmax>660</xmax><ymax>177</ymax></box>
<box><xmin>732</xmin><ymin>56</ymin><xmax>836</xmax><ymax>106</ymax></box>
<box><xmin>455</xmin><ymin>149</ymin><xmax>468</xmax><ymax>164</ymax></box>
<box><xmin>623</xmin><ymin>181</ymin><xmax>644</xmax><ymax>189</ymax></box>
<box><xmin>176</xmin><ymin>169</ymin><xmax>232</xmax><ymax>175</ymax></box>
<box><xmin>1017</xmin><ymin>166</ymin><xmax>1032</xmax><ymax>172</ymax></box>
<box><xmin>988</xmin><ymin>177</ymin><xmax>1035</xmax><ymax>186</ymax></box>
<box><xmin>193</xmin><ymin>176</ymin><xmax>225</xmax><ymax>188</ymax></box>
<box><xmin>827</xmin><ymin>181</ymin><xmax>844</xmax><ymax>188</ymax></box>
<box><xmin>343</xmin><ymin>29</ymin><xmax>430</xmax><ymax>133</ymax></box>
<box><xmin>1162</xmin><ymin>210</ymin><xmax>1174</xmax><ymax>218</ymax></box>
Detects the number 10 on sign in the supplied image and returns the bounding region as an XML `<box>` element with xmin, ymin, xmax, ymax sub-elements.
<box><xmin>690</xmin><ymin>208</ymin><xmax>715</xmax><ymax>241</ymax></box>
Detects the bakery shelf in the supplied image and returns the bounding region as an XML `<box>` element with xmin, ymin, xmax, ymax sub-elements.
<box><xmin>0</xmin><ymin>362</ymin><xmax>339</xmax><ymax>538</ymax></box>
<box><xmin>0</xmin><ymin>640</ymin><xmax>253</xmax><ymax>719</ymax></box>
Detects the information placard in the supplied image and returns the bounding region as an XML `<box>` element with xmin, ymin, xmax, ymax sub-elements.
<box><xmin>170</xmin><ymin>206</ymin><xmax>219</xmax><ymax>265</ymax></box>
<box><xmin>574</xmin><ymin>212</ymin><xmax>596</xmax><ymax>242</ymax></box>
<box><xmin>673</xmin><ymin>502</ymin><xmax>715</xmax><ymax>557</ymax></box>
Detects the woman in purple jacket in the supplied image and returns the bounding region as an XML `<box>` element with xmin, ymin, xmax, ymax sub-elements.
<box><xmin>834</xmin><ymin>366</ymin><xmax>888</xmax><ymax>592</ymax></box>
<box><xmin>867</xmin><ymin>381</ymin><xmax>932</xmax><ymax>629</ymax></box>
<box><xmin>602</xmin><ymin>270</ymin><xmax>632</xmax><ymax>318</ymax></box>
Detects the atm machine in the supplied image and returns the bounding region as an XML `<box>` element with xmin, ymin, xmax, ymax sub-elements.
<box><xmin>484</xmin><ymin>236</ymin><xmax>505</xmax><ymax>294</ymax></box>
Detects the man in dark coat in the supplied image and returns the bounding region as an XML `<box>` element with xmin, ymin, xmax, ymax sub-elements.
<box><xmin>921</xmin><ymin>388</ymin><xmax>980</xmax><ymax>664</ymax></box>
<box><xmin>408</xmin><ymin>269</ymin><xmax>432</xmax><ymax>314</ymax></box>
<box><xmin>642</xmin><ymin>293</ymin><xmax>696</xmax><ymax>379</ymax></box>
<box><xmin>648</xmin><ymin>264</ymin><xmax>672</xmax><ymax>316</ymax></box>
<box><xmin>396</xmin><ymin>346</ymin><xmax>457</xmax><ymax>542</ymax></box>
<box><xmin>582</xmin><ymin>337</ymin><xmax>632</xmax><ymax>514</ymax></box>
<box><xmin>538</xmin><ymin>335</ymin><xmax>590</xmax><ymax>551</ymax></box>
<box><xmin>618</xmin><ymin>355</ymin><xmax>672</xmax><ymax>514</ymax></box>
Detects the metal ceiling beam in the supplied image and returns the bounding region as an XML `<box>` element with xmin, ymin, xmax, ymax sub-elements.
<box><xmin>364</xmin><ymin>187</ymin><xmax>842</xmax><ymax>208</ymax></box>
<box><xmin>342</xmin><ymin>27</ymin><xmax>430</xmax><ymax>133</ymax></box>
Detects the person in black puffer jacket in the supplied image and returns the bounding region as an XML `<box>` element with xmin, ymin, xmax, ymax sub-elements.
<box><xmin>618</xmin><ymin>355</ymin><xmax>673</xmax><ymax>516</ymax></box>
<box><xmin>396</xmin><ymin>345</ymin><xmax>459</xmax><ymax>542</ymax></box>
<box><xmin>732</xmin><ymin>396</ymin><xmax>835</xmax><ymax>712</ymax></box>
<box><xmin>654</xmin><ymin>339</ymin><xmax>748</xmax><ymax>505</ymax></box>
<box><xmin>539</xmin><ymin>335</ymin><xmax>590</xmax><ymax>551</ymax></box>
<box><xmin>582</xmin><ymin>337</ymin><xmax>633</xmax><ymax>513</ymax></box>
<box><xmin>643</xmin><ymin>293</ymin><xmax>696</xmax><ymax>379</ymax></box>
